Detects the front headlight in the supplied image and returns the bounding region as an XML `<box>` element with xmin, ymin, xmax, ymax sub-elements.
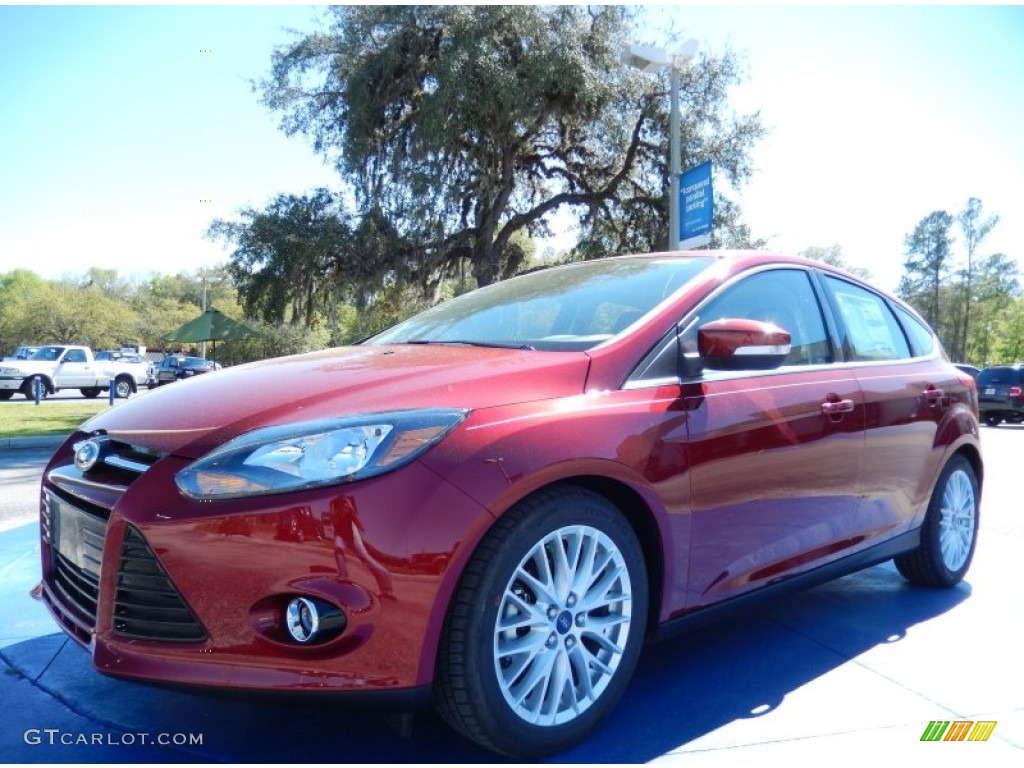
<box><xmin>175</xmin><ymin>408</ymin><xmax>468</xmax><ymax>500</ymax></box>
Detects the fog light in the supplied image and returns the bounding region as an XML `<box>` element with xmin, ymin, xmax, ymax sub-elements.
<box><xmin>285</xmin><ymin>597</ymin><xmax>345</xmax><ymax>644</ymax></box>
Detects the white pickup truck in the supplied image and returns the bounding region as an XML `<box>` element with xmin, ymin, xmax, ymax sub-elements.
<box><xmin>0</xmin><ymin>344</ymin><xmax>150</xmax><ymax>400</ymax></box>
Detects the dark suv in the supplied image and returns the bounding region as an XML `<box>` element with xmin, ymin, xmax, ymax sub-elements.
<box><xmin>977</xmin><ymin>364</ymin><xmax>1024</xmax><ymax>426</ymax></box>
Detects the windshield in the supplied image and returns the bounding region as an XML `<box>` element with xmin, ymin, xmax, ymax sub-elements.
<box><xmin>29</xmin><ymin>346</ymin><xmax>65</xmax><ymax>362</ymax></box>
<box><xmin>369</xmin><ymin>256</ymin><xmax>714</xmax><ymax>351</ymax></box>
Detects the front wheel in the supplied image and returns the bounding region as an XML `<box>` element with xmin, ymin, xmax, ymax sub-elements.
<box><xmin>434</xmin><ymin>486</ymin><xmax>648</xmax><ymax>757</ymax></box>
<box><xmin>80</xmin><ymin>387</ymin><xmax>101</xmax><ymax>399</ymax></box>
<box><xmin>894</xmin><ymin>455</ymin><xmax>979</xmax><ymax>587</ymax></box>
<box><xmin>984</xmin><ymin>414</ymin><xmax>1001</xmax><ymax>427</ymax></box>
<box><xmin>21</xmin><ymin>378</ymin><xmax>47</xmax><ymax>400</ymax></box>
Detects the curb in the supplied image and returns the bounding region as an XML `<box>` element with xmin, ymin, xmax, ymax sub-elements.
<box><xmin>0</xmin><ymin>435</ymin><xmax>66</xmax><ymax>452</ymax></box>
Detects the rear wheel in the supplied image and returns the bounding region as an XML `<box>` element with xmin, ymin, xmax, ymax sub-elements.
<box><xmin>80</xmin><ymin>387</ymin><xmax>101</xmax><ymax>399</ymax></box>
<box><xmin>113</xmin><ymin>376</ymin><xmax>133</xmax><ymax>399</ymax></box>
<box><xmin>984</xmin><ymin>414</ymin><xmax>1001</xmax><ymax>427</ymax></box>
<box><xmin>435</xmin><ymin>486</ymin><xmax>648</xmax><ymax>757</ymax></box>
<box><xmin>895</xmin><ymin>455</ymin><xmax>978</xmax><ymax>587</ymax></box>
<box><xmin>0</xmin><ymin>390</ymin><xmax>13</xmax><ymax>401</ymax></box>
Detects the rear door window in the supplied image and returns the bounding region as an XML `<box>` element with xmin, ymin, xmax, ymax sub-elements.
<box><xmin>822</xmin><ymin>276</ymin><xmax>910</xmax><ymax>361</ymax></box>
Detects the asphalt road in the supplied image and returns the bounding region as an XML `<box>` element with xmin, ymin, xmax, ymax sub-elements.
<box><xmin>0</xmin><ymin>447</ymin><xmax>54</xmax><ymax>532</ymax></box>
<box><xmin>1</xmin><ymin>387</ymin><xmax>151</xmax><ymax>404</ymax></box>
<box><xmin>0</xmin><ymin>426</ymin><xmax>1021</xmax><ymax>762</ymax></box>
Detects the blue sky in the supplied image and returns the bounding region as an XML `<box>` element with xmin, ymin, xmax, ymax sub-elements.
<box><xmin>1</xmin><ymin>4</ymin><xmax>1021</xmax><ymax>294</ymax></box>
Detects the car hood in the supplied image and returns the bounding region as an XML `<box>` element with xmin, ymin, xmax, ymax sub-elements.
<box><xmin>82</xmin><ymin>345</ymin><xmax>591</xmax><ymax>458</ymax></box>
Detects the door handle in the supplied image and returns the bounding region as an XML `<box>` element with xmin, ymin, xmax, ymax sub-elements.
<box><xmin>821</xmin><ymin>398</ymin><xmax>854</xmax><ymax>415</ymax></box>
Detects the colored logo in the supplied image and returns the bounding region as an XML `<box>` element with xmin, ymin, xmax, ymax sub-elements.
<box><xmin>556</xmin><ymin>610</ymin><xmax>572</xmax><ymax>635</ymax></box>
<box><xmin>921</xmin><ymin>720</ymin><xmax>997</xmax><ymax>742</ymax></box>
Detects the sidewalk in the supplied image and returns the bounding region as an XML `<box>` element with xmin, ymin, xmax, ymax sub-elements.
<box><xmin>0</xmin><ymin>435</ymin><xmax>65</xmax><ymax>452</ymax></box>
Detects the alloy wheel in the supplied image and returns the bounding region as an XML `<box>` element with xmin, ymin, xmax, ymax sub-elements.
<box><xmin>493</xmin><ymin>524</ymin><xmax>633</xmax><ymax>727</ymax></box>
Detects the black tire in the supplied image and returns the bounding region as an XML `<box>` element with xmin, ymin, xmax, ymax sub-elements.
<box><xmin>984</xmin><ymin>414</ymin><xmax>1001</xmax><ymax>427</ymax></box>
<box><xmin>894</xmin><ymin>455</ymin><xmax>979</xmax><ymax>588</ymax></box>
<box><xmin>21</xmin><ymin>378</ymin><xmax>47</xmax><ymax>400</ymax></box>
<box><xmin>0</xmin><ymin>390</ymin><xmax>13</xmax><ymax>401</ymax></box>
<box><xmin>113</xmin><ymin>376</ymin><xmax>134</xmax><ymax>399</ymax></box>
<box><xmin>80</xmin><ymin>387</ymin><xmax>101</xmax><ymax>399</ymax></box>
<box><xmin>434</xmin><ymin>486</ymin><xmax>648</xmax><ymax>758</ymax></box>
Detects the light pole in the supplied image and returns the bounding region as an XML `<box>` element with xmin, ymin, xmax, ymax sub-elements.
<box><xmin>197</xmin><ymin>270</ymin><xmax>223</xmax><ymax>359</ymax></box>
<box><xmin>623</xmin><ymin>40</ymin><xmax>699</xmax><ymax>251</ymax></box>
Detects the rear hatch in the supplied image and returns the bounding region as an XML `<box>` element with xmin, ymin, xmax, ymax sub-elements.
<box><xmin>978</xmin><ymin>367</ymin><xmax>1024</xmax><ymax>404</ymax></box>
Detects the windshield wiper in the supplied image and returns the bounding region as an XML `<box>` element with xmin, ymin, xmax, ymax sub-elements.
<box><xmin>403</xmin><ymin>340</ymin><xmax>536</xmax><ymax>351</ymax></box>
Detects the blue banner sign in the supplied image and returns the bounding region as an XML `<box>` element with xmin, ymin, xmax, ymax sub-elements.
<box><xmin>680</xmin><ymin>161</ymin><xmax>713</xmax><ymax>247</ymax></box>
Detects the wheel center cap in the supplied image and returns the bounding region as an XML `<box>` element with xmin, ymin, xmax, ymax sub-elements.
<box><xmin>555</xmin><ymin>610</ymin><xmax>573</xmax><ymax>635</ymax></box>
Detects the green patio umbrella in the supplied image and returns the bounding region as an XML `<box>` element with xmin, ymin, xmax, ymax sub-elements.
<box><xmin>163</xmin><ymin>307</ymin><xmax>260</xmax><ymax>360</ymax></box>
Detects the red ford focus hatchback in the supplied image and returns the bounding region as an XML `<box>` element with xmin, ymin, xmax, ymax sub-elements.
<box><xmin>36</xmin><ymin>251</ymin><xmax>982</xmax><ymax>757</ymax></box>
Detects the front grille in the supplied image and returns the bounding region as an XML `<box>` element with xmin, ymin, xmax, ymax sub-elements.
<box><xmin>52</xmin><ymin>551</ymin><xmax>100</xmax><ymax>626</ymax></box>
<box><xmin>46</xmin><ymin>493</ymin><xmax>107</xmax><ymax>631</ymax></box>
<box><xmin>104</xmin><ymin>439</ymin><xmax>162</xmax><ymax>474</ymax></box>
<box><xmin>113</xmin><ymin>526</ymin><xmax>207</xmax><ymax>643</ymax></box>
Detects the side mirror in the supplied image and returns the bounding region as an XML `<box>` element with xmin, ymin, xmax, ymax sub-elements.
<box><xmin>697</xmin><ymin>318</ymin><xmax>791</xmax><ymax>371</ymax></box>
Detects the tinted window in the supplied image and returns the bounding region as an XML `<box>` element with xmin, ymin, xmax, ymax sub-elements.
<box><xmin>685</xmin><ymin>269</ymin><xmax>832</xmax><ymax>366</ymax></box>
<box><xmin>31</xmin><ymin>346</ymin><xmax>65</xmax><ymax>361</ymax></box>
<box><xmin>64</xmin><ymin>349</ymin><xmax>87</xmax><ymax>363</ymax></box>
<box><xmin>824</xmin><ymin>276</ymin><xmax>910</xmax><ymax>361</ymax></box>
<box><xmin>978</xmin><ymin>367</ymin><xmax>1024</xmax><ymax>385</ymax></box>
<box><xmin>893</xmin><ymin>305</ymin><xmax>935</xmax><ymax>357</ymax></box>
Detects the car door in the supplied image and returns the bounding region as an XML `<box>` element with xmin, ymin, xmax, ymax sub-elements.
<box><xmin>680</xmin><ymin>268</ymin><xmax>868</xmax><ymax>609</ymax></box>
<box><xmin>55</xmin><ymin>348</ymin><xmax>95</xmax><ymax>388</ymax></box>
<box><xmin>819</xmin><ymin>274</ymin><xmax>962</xmax><ymax>531</ymax></box>
<box><xmin>159</xmin><ymin>358</ymin><xmax>179</xmax><ymax>382</ymax></box>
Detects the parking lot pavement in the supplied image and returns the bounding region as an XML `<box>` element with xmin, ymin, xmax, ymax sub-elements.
<box><xmin>1</xmin><ymin>429</ymin><xmax>1022</xmax><ymax>763</ymax></box>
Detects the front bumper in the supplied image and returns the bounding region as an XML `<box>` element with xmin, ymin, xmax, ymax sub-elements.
<box><xmin>37</xmin><ymin>434</ymin><xmax>489</xmax><ymax>694</ymax></box>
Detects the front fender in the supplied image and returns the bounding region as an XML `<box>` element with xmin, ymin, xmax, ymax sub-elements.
<box><xmin>421</xmin><ymin>389</ymin><xmax>693</xmax><ymax>620</ymax></box>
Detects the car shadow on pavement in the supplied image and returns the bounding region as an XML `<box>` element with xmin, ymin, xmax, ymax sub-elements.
<box><xmin>1</xmin><ymin>563</ymin><xmax>968</xmax><ymax>764</ymax></box>
<box><xmin>561</xmin><ymin>563</ymin><xmax>971</xmax><ymax>762</ymax></box>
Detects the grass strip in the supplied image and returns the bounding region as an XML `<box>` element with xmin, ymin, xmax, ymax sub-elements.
<box><xmin>0</xmin><ymin>401</ymin><xmax>111</xmax><ymax>438</ymax></box>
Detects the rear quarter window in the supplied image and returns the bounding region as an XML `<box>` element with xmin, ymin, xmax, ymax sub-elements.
<box><xmin>892</xmin><ymin>305</ymin><xmax>935</xmax><ymax>357</ymax></box>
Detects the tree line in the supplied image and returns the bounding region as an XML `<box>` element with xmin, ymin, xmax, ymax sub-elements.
<box><xmin>0</xmin><ymin>267</ymin><xmax>316</xmax><ymax>366</ymax></box>
<box><xmin>898</xmin><ymin>198</ymin><xmax>1020</xmax><ymax>365</ymax></box>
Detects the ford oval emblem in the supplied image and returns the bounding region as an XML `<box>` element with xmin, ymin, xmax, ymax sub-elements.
<box><xmin>74</xmin><ymin>439</ymin><xmax>103</xmax><ymax>473</ymax></box>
